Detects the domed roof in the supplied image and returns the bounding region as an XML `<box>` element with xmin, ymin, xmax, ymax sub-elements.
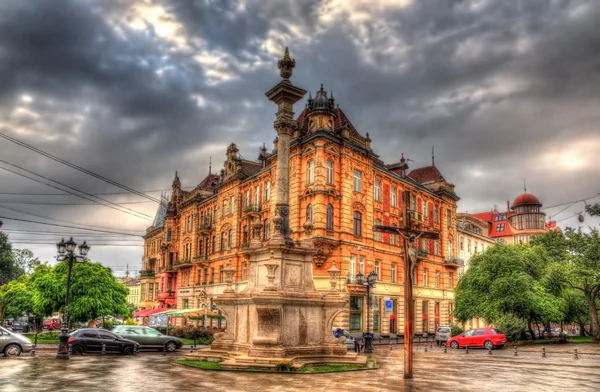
<box><xmin>511</xmin><ymin>193</ymin><xmax>541</xmax><ymax>208</ymax></box>
<box><xmin>307</xmin><ymin>84</ymin><xmax>335</xmax><ymax>112</ymax></box>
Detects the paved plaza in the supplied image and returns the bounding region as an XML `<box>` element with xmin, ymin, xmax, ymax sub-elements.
<box><xmin>1</xmin><ymin>344</ymin><xmax>599</xmax><ymax>392</ymax></box>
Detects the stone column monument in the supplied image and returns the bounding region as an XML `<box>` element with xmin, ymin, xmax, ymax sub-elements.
<box><xmin>188</xmin><ymin>48</ymin><xmax>359</xmax><ymax>369</ymax></box>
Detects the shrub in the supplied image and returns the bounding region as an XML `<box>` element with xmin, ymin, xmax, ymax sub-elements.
<box><xmin>450</xmin><ymin>324</ymin><xmax>464</xmax><ymax>337</ymax></box>
<box><xmin>124</xmin><ymin>318</ymin><xmax>137</xmax><ymax>326</ymax></box>
<box><xmin>275</xmin><ymin>362</ymin><xmax>294</xmax><ymax>372</ymax></box>
<box><xmin>493</xmin><ymin>313</ymin><xmax>526</xmax><ymax>342</ymax></box>
<box><xmin>101</xmin><ymin>320</ymin><xmax>114</xmax><ymax>330</ymax></box>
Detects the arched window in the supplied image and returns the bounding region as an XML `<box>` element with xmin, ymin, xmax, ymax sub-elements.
<box><xmin>220</xmin><ymin>232</ymin><xmax>226</xmax><ymax>251</ymax></box>
<box><xmin>307</xmin><ymin>160</ymin><xmax>314</xmax><ymax>184</ymax></box>
<box><xmin>375</xmin><ymin>219</ymin><xmax>382</xmax><ymax>241</ymax></box>
<box><xmin>263</xmin><ymin>219</ymin><xmax>270</xmax><ymax>240</ymax></box>
<box><xmin>306</xmin><ymin>204</ymin><xmax>313</xmax><ymax>222</ymax></box>
<box><xmin>166</xmin><ymin>228</ymin><xmax>172</xmax><ymax>242</ymax></box>
<box><xmin>353</xmin><ymin>211</ymin><xmax>362</xmax><ymax>237</ymax></box>
<box><xmin>228</xmin><ymin>229</ymin><xmax>233</xmax><ymax>249</ymax></box>
<box><xmin>326</xmin><ymin>204</ymin><xmax>334</xmax><ymax>230</ymax></box>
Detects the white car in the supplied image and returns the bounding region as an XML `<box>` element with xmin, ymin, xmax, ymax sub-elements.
<box><xmin>0</xmin><ymin>326</ymin><xmax>34</xmax><ymax>356</ymax></box>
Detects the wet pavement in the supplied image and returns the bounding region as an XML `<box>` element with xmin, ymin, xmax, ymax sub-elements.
<box><xmin>1</xmin><ymin>345</ymin><xmax>599</xmax><ymax>392</ymax></box>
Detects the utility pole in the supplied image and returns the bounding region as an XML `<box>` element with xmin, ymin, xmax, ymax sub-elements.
<box><xmin>374</xmin><ymin>191</ymin><xmax>440</xmax><ymax>379</ymax></box>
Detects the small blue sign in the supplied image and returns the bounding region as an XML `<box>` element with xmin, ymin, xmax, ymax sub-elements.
<box><xmin>385</xmin><ymin>300</ymin><xmax>393</xmax><ymax>309</ymax></box>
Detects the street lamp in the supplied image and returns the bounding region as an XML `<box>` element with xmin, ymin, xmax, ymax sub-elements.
<box><xmin>55</xmin><ymin>237</ymin><xmax>90</xmax><ymax>360</ymax></box>
<box><xmin>356</xmin><ymin>270</ymin><xmax>377</xmax><ymax>353</ymax></box>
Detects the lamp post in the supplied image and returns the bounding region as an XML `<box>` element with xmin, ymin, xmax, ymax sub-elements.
<box><xmin>55</xmin><ymin>237</ymin><xmax>90</xmax><ymax>360</ymax></box>
<box><xmin>356</xmin><ymin>270</ymin><xmax>377</xmax><ymax>353</ymax></box>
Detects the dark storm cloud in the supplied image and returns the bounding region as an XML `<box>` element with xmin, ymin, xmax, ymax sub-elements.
<box><xmin>0</xmin><ymin>0</ymin><xmax>598</xmax><ymax>272</ymax></box>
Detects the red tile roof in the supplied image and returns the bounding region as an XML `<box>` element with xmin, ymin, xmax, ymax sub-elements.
<box><xmin>512</xmin><ymin>193</ymin><xmax>542</xmax><ymax>208</ymax></box>
<box><xmin>407</xmin><ymin>166</ymin><xmax>446</xmax><ymax>184</ymax></box>
<box><xmin>295</xmin><ymin>106</ymin><xmax>363</xmax><ymax>139</ymax></box>
<box><xmin>197</xmin><ymin>173</ymin><xmax>220</xmax><ymax>190</ymax></box>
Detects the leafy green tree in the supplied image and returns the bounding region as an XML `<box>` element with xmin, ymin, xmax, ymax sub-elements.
<box><xmin>454</xmin><ymin>244</ymin><xmax>565</xmax><ymax>339</ymax></box>
<box><xmin>585</xmin><ymin>203</ymin><xmax>600</xmax><ymax>217</ymax></box>
<box><xmin>12</xmin><ymin>249</ymin><xmax>42</xmax><ymax>274</ymax></box>
<box><xmin>0</xmin><ymin>232</ymin><xmax>24</xmax><ymax>286</ymax></box>
<box><xmin>0</xmin><ymin>276</ymin><xmax>33</xmax><ymax>322</ymax></box>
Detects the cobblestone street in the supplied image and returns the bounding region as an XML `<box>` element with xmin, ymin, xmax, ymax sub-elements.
<box><xmin>1</xmin><ymin>344</ymin><xmax>599</xmax><ymax>392</ymax></box>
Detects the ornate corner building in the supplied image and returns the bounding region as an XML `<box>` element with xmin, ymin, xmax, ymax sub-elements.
<box><xmin>139</xmin><ymin>48</ymin><xmax>461</xmax><ymax>335</ymax></box>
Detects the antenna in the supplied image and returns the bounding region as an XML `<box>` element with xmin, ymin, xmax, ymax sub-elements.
<box><xmin>524</xmin><ymin>179</ymin><xmax>527</xmax><ymax>194</ymax></box>
<box><xmin>432</xmin><ymin>146</ymin><xmax>435</xmax><ymax>166</ymax></box>
<box><xmin>209</xmin><ymin>157</ymin><xmax>212</xmax><ymax>175</ymax></box>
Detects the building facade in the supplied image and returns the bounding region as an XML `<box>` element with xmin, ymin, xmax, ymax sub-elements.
<box><xmin>117</xmin><ymin>275</ymin><xmax>141</xmax><ymax>309</ymax></box>
<box><xmin>139</xmin><ymin>55</ymin><xmax>461</xmax><ymax>335</ymax></box>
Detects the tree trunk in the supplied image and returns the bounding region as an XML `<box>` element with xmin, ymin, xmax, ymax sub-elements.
<box><xmin>586</xmin><ymin>294</ymin><xmax>600</xmax><ymax>342</ymax></box>
<box><xmin>527</xmin><ymin>320</ymin><xmax>535</xmax><ymax>341</ymax></box>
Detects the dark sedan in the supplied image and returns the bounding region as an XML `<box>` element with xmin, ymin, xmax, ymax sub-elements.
<box><xmin>68</xmin><ymin>329</ymin><xmax>139</xmax><ymax>355</ymax></box>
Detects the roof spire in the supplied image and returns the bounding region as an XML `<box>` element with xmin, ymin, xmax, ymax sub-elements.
<box><xmin>277</xmin><ymin>46</ymin><xmax>296</xmax><ymax>79</ymax></box>
<box><xmin>125</xmin><ymin>264</ymin><xmax>129</xmax><ymax>278</ymax></box>
<box><xmin>524</xmin><ymin>179</ymin><xmax>527</xmax><ymax>194</ymax></box>
<box><xmin>432</xmin><ymin>146</ymin><xmax>435</xmax><ymax>166</ymax></box>
<box><xmin>209</xmin><ymin>156</ymin><xmax>212</xmax><ymax>175</ymax></box>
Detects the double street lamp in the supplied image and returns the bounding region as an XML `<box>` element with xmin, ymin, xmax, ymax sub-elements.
<box><xmin>356</xmin><ymin>270</ymin><xmax>377</xmax><ymax>354</ymax></box>
<box><xmin>55</xmin><ymin>237</ymin><xmax>90</xmax><ymax>360</ymax></box>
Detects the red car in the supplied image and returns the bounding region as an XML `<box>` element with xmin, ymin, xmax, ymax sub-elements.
<box><xmin>446</xmin><ymin>327</ymin><xmax>506</xmax><ymax>350</ymax></box>
<box><xmin>43</xmin><ymin>319</ymin><xmax>62</xmax><ymax>330</ymax></box>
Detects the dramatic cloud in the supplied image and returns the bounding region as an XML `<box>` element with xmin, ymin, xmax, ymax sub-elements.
<box><xmin>0</xmin><ymin>0</ymin><xmax>598</xmax><ymax>274</ymax></box>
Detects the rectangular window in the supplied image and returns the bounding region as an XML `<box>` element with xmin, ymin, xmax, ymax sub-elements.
<box><xmin>467</xmin><ymin>239</ymin><xmax>471</xmax><ymax>253</ymax></box>
<box><xmin>148</xmin><ymin>283</ymin><xmax>154</xmax><ymax>301</ymax></box>
<box><xmin>349</xmin><ymin>255</ymin><xmax>356</xmax><ymax>279</ymax></box>
<box><xmin>359</xmin><ymin>256</ymin><xmax>365</xmax><ymax>275</ymax></box>
<box><xmin>229</xmin><ymin>196</ymin><xmax>234</xmax><ymax>214</ymax></box>
<box><xmin>422</xmin><ymin>301</ymin><xmax>429</xmax><ymax>332</ymax></box>
<box><xmin>391</xmin><ymin>187</ymin><xmax>397</xmax><ymax>207</ymax></box>
<box><xmin>460</xmin><ymin>237</ymin><xmax>464</xmax><ymax>251</ymax></box>
<box><xmin>353</xmin><ymin>170</ymin><xmax>362</xmax><ymax>192</ymax></box>
<box><xmin>374</xmin><ymin>219</ymin><xmax>381</xmax><ymax>241</ymax></box>
<box><xmin>244</xmin><ymin>191</ymin><xmax>250</xmax><ymax>207</ymax></box>
<box><xmin>307</xmin><ymin>161</ymin><xmax>314</xmax><ymax>184</ymax></box>
<box><xmin>374</xmin><ymin>180</ymin><xmax>381</xmax><ymax>201</ymax></box>
<box><xmin>411</xmin><ymin>195</ymin><xmax>416</xmax><ymax>210</ymax></box>
<box><xmin>447</xmin><ymin>240</ymin><xmax>453</xmax><ymax>258</ymax></box>
<box><xmin>187</xmin><ymin>216</ymin><xmax>192</xmax><ymax>232</ymax></box>
<box><xmin>422</xmin><ymin>200</ymin><xmax>426</xmax><ymax>217</ymax></box>
<box><xmin>222</xmin><ymin>200</ymin><xmax>227</xmax><ymax>217</ymax></box>
<box><xmin>326</xmin><ymin>160</ymin><xmax>333</xmax><ymax>184</ymax></box>
<box><xmin>183</xmin><ymin>299</ymin><xmax>189</xmax><ymax>309</ymax></box>
<box><xmin>391</xmin><ymin>263</ymin><xmax>397</xmax><ymax>283</ymax></box>
<box><xmin>264</xmin><ymin>181</ymin><xmax>270</xmax><ymax>201</ymax></box>
<box><xmin>435</xmin><ymin>271</ymin><xmax>440</xmax><ymax>288</ymax></box>
<box><xmin>254</xmin><ymin>186</ymin><xmax>260</xmax><ymax>207</ymax></box>
<box><xmin>213</xmin><ymin>206</ymin><xmax>217</xmax><ymax>222</ymax></box>
<box><xmin>447</xmin><ymin>210</ymin><xmax>451</xmax><ymax>227</ymax></box>
<box><xmin>497</xmin><ymin>223</ymin><xmax>505</xmax><ymax>232</ymax></box>
<box><xmin>448</xmin><ymin>272</ymin><xmax>454</xmax><ymax>288</ymax></box>
<box><xmin>242</xmin><ymin>262</ymin><xmax>247</xmax><ymax>281</ymax></box>
<box><xmin>434</xmin><ymin>205</ymin><xmax>439</xmax><ymax>223</ymax></box>
<box><xmin>375</xmin><ymin>260</ymin><xmax>380</xmax><ymax>279</ymax></box>
<box><xmin>423</xmin><ymin>268</ymin><xmax>428</xmax><ymax>286</ymax></box>
<box><xmin>434</xmin><ymin>240</ymin><xmax>439</xmax><ymax>256</ymax></box>
<box><xmin>349</xmin><ymin>296</ymin><xmax>362</xmax><ymax>331</ymax></box>
<box><xmin>220</xmin><ymin>266</ymin><xmax>224</xmax><ymax>283</ymax></box>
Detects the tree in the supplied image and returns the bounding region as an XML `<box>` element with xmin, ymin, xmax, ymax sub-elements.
<box><xmin>30</xmin><ymin>260</ymin><xmax>129</xmax><ymax>324</ymax></box>
<box><xmin>454</xmin><ymin>243</ymin><xmax>565</xmax><ymax>339</ymax></box>
<box><xmin>12</xmin><ymin>249</ymin><xmax>42</xmax><ymax>274</ymax></box>
<box><xmin>0</xmin><ymin>276</ymin><xmax>33</xmax><ymax>323</ymax></box>
<box><xmin>0</xmin><ymin>232</ymin><xmax>24</xmax><ymax>286</ymax></box>
<box><xmin>586</xmin><ymin>203</ymin><xmax>600</xmax><ymax>217</ymax></box>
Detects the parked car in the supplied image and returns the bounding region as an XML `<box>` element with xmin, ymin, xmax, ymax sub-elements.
<box><xmin>111</xmin><ymin>326</ymin><xmax>182</xmax><ymax>351</ymax></box>
<box><xmin>0</xmin><ymin>326</ymin><xmax>34</xmax><ymax>357</ymax></box>
<box><xmin>434</xmin><ymin>326</ymin><xmax>452</xmax><ymax>346</ymax></box>
<box><xmin>43</xmin><ymin>318</ymin><xmax>62</xmax><ymax>330</ymax></box>
<box><xmin>332</xmin><ymin>327</ymin><xmax>356</xmax><ymax>350</ymax></box>
<box><xmin>446</xmin><ymin>328</ymin><xmax>506</xmax><ymax>350</ymax></box>
<box><xmin>11</xmin><ymin>320</ymin><xmax>33</xmax><ymax>333</ymax></box>
<box><xmin>68</xmin><ymin>328</ymin><xmax>139</xmax><ymax>355</ymax></box>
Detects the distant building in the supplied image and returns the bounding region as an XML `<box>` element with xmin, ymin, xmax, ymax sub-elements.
<box><xmin>118</xmin><ymin>275</ymin><xmax>141</xmax><ymax>308</ymax></box>
<box><xmin>472</xmin><ymin>193</ymin><xmax>557</xmax><ymax>245</ymax></box>
<box><xmin>456</xmin><ymin>213</ymin><xmax>497</xmax><ymax>274</ymax></box>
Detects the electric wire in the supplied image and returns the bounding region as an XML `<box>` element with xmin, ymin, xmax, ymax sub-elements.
<box><xmin>0</xmin><ymin>131</ymin><xmax>161</xmax><ymax>203</ymax></box>
<box><xmin>0</xmin><ymin>216</ymin><xmax>144</xmax><ymax>237</ymax></box>
<box><xmin>0</xmin><ymin>200</ymin><xmax>154</xmax><ymax>205</ymax></box>
<box><xmin>0</xmin><ymin>161</ymin><xmax>152</xmax><ymax>220</ymax></box>
<box><xmin>0</xmin><ymin>187</ymin><xmax>194</xmax><ymax>196</ymax></box>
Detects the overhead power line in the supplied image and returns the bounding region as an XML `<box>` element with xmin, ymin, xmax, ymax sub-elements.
<box><xmin>10</xmin><ymin>241</ymin><xmax>143</xmax><ymax>247</ymax></box>
<box><xmin>0</xmin><ymin>200</ymin><xmax>154</xmax><ymax>206</ymax></box>
<box><xmin>0</xmin><ymin>216</ymin><xmax>144</xmax><ymax>237</ymax></box>
<box><xmin>0</xmin><ymin>187</ymin><xmax>193</xmax><ymax>196</ymax></box>
<box><xmin>0</xmin><ymin>160</ymin><xmax>152</xmax><ymax>220</ymax></box>
<box><xmin>0</xmin><ymin>131</ymin><xmax>161</xmax><ymax>203</ymax></box>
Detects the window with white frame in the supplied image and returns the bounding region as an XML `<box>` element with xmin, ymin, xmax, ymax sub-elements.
<box><xmin>244</xmin><ymin>190</ymin><xmax>250</xmax><ymax>207</ymax></box>
<box><xmin>422</xmin><ymin>200</ymin><xmax>426</xmax><ymax>216</ymax></box>
<box><xmin>391</xmin><ymin>187</ymin><xmax>397</xmax><ymax>207</ymax></box>
<box><xmin>375</xmin><ymin>260</ymin><xmax>380</xmax><ymax>279</ymax></box>
<box><xmin>435</xmin><ymin>271</ymin><xmax>440</xmax><ymax>288</ymax></box>
<box><xmin>307</xmin><ymin>160</ymin><xmax>314</xmax><ymax>184</ymax></box>
<box><xmin>326</xmin><ymin>160</ymin><xmax>333</xmax><ymax>184</ymax></box>
<box><xmin>229</xmin><ymin>196</ymin><xmax>234</xmax><ymax>214</ymax></box>
<box><xmin>242</xmin><ymin>262</ymin><xmax>247</xmax><ymax>281</ymax></box>
<box><xmin>423</xmin><ymin>268</ymin><xmax>428</xmax><ymax>286</ymax></box>
<box><xmin>326</xmin><ymin>204</ymin><xmax>334</xmax><ymax>230</ymax></box>
<box><xmin>447</xmin><ymin>240</ymin><xmax>453</xmax><ymax>258</ymax></box>
<box><xmin>349</xmin><ymin>255</ymin><xmax>356</xmax><ymax>279</ymax></box>
<box><xmin>374</xmin><ymin>180</ymin><xmax>381</xmax><ymax>201</ymax></box>
<box><xmin>391</xmin><ymin>263</ymin><xmax>397</xmax><ymax>283</ymax></box>
<box><xmin>222</xmin><ymin>200</ymin><xmax>227</xmax><ymax>217</ymax></box>
<box><xmin>375</xmin><ymin>219</ymin><xmax>381</xmax><ymax>241</ymax></box>
<box><xmin>254</xmin><ymin>186</ymin><xmax>260</xmax><ymax>207</ymax></box>
<box><xmin>264</xmin><ymin>181</ymin><xmax>270</xmax><ymax>201</ymax></box>
<box><xmin>434</xmin><ymin>240</ymin><xmax>439</xmax><ymax>256</ymax></box>
<box><xmin>434</xmin><ymin>205</ymin><xmax>439</xmax><ymax>223</ymax></box>
<box><xmin>306</xmin><ymin>204</ymin><xmax>313</xmax><ymax>222</ymax></box>
<box><xmin>353</xmin><ymin>170</ymin><xmax>362</xmax><ymax>192</ymax></box>
<box><xmin>411</xmin><ymin>194</ymin><xmax>416</xmax><ymax>210</ymax></box>
<box><xmin>359</xmin><ymin>256</ymin><xmax>364</xmax><ymax>275</ymax></box>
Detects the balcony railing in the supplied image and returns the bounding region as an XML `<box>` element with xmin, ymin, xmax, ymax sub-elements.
<box><xmin>194</xmin><ymin>254</ymin><xmax>209</xmax><ymax>262</ymax></box>
<box><xmin>139</xmin><ymin>270</ymin><xmax>155</xmax><ymax>278</ymax></box>
<box><xmin>174</xmin><ymin>259</ymin><xmax>193</xmax><ymax>269</ymax></box>
<box><xmin>244</xmin><ymin>204</ymin><xmax>261</xmax><ymax>216</ymax></box>
<box><xmin>197</xmin><ymin>220</ymin><xmax>213</xmax><ymax>234</ymax></box>
<box><xmin>444</xmin><ymin>258</ymin><xmax>465</xmax><ymax>267</ymax></box>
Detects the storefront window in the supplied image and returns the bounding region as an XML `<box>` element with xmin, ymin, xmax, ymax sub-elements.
<box><xmin>349</xmin><ymin>296</ymin><xmax>362</xmax><ymax>331</ymax></box>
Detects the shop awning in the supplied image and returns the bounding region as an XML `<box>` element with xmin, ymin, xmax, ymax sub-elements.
<box><xmin>133</xmin><ymin>308</ymin><xmax>167</xmax><ymax>317</ymax></box>
<box><xmin>154</xmin><ymin>308</ymin><xmax>219</xmax><ymax>318</ymax></box>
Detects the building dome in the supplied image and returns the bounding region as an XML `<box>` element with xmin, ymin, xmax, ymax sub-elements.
<box><xmin>511</xmin><ymin>193</ymin><xmax>541</xmax><ymax>209</ymax></box>
<box><xmin>307</xmin><ymin>84</ymin><xmax>335</xmax><ymax>112</ymax></box>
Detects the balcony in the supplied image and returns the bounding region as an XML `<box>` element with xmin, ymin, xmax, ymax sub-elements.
<box><xmin>173</xmin><ymin>259</ymin><xmax>193</xmax><ymax>269</ymax></box>
<box><xmin>194</xmin><ymin>254</ymin><xmax>210</xmax><ymax>263</ymax></box>
<box><xmin>157</xmin><ymin>290</ymin><xmax>176</xmax><ymax>300</ymax></box>
<box><xmin>197</xmin><ymin>220</ymin><xmax>213</xmax><ymax>235</ymax></box>
<box><xmin>243</xmin><ymin>204</ymin><xmax>261</xmax><ymax>217</ymax></box>
<box><xmin>444</xmin><ymin>258</ymin><xmax>465</xmax><ymax>268</ymax></box>
<box><xmin>139</xmin><ymin>270</ymin><xmax>155</xmax><ymax>279</ymax></box>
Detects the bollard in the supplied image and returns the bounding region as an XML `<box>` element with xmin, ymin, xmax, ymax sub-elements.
<box><xmin>30</xmin><ymin>345</ymin><xmax>36</xmax><ymax>357</ymax></box>
<box><xmin>488</xmin><ymin>347</ymin><xmax>492</xmax><ymax>355</ymax></box>
<box><xmin>542</xmin><ymin>347</ymin><xmax>546</xmax><ymax>358</ymax></box>
<box><xmin>465</xmin><ymin>346</ymin><xmax>469</xmax><ymax>354</ymax></box>
<box><xmin>163</xmin><ymin>343</ymin><xmax>167</xmax><ymax>356</ymax></box>
<box><xmin>424</xmin><ymin>345</ymin><xmax>428</xmax><ymax>353</ymax></box>
<box><xmin>135</xmin><ymin>345</ymin><xmax>139</xmax><ymax>356</ymax></box>
<box><xmin>389</xmin><ymin>342</ymin><xmax>392</xmax><ymax>351</ymax></box>
<box><xmin>102</xmin><ymin>343</ymin><xmax>106</xmax><ymax>355</ymax></box>
<box><xmin>444</xmin><ymin>346</ymin><xmax>447</xmax><ymax>354</ymax></box>
<box><xmin>430</xmin><ymin>342</ymin><xmax>433</xmax><ymax>349</ymax></box>
<box><xmin>68</xmin><ymin>343</ymin><xmax>72</xmax><ymax>356</ymax></box>
<box><xmin>574</xmin><ymin>348</ymin><xmax>579</xmax><ymax>360</ymax></box>
<box><xmin>514</xmin><ymin>346</ymin><xmax>518</xmax><ymax>357</ymax></box>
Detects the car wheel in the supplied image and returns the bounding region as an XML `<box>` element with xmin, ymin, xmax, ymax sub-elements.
<box><xmin>123</xmin><ymin>346</ymin><xmax>134</xmax><ymax>355</ymax></box>
<box><xmin>166</xmin><ymin>341</ymin><xmax>177</xmax><ymax>352</ymax></box>
<box><xmin>484</xmin><ymin>340</ymin><xmax>494</xmax><ymax>350</ymax></box>
<box><xmin>71</xmin><ymin>346</ymin><xmax>84</xmax><ymax>355</ymax></box>
<box><xmin>450</xmin><ymin>341</ymin><xmax>459</xmax><ymax>350</ymax></box>
<box><xmin>4</xmin><ymin>344</ymin><xmax>22</xmax><ymax>357</ymax></box>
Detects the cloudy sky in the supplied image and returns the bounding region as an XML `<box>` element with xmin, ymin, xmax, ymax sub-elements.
<box><xmin>0</xmin><ymin>0</ymin><xmax>598</xmax><ymax>276</ymax></box>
